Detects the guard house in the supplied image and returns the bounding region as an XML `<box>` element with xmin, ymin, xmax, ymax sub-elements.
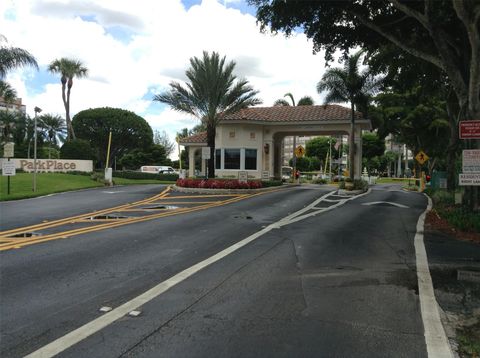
<box><xmin>179</xmin><ymin>105</ymin><xmax>371</xmax><ymax>179</ymax></box>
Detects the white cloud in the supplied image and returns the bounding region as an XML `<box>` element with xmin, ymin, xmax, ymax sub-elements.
<box><xmin>2</xmin><ymin>0</ymin><xmax>329</xmax><ymax>159</ymax></box>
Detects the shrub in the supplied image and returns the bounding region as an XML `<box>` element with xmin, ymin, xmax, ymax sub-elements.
<box><xmin>112</xmin><ymin>170</ymin><xmax>178</xmax><ymax>181</ymax></box>
<box><xmin>261</xmin><ymin>180</ymin><xmax>283</xmax><ymax>187</ymax></box>
<box><xmin>176</xmin><ymin>178</ymin><xmax>263</xmax><ymax>189</ymax></box>
<box><xmin>312</xmin><ymin>178</ymin><xmax>328</xmax><ymax>185</ymax></box>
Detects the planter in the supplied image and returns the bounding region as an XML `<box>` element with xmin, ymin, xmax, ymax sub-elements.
<box><xmin>345</xmin><ymin>181</ymin><xmax>354</xmax><ymax>190</ymax></box>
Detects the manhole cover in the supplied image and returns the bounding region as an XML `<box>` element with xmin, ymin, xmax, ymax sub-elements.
<box><xmin>8</xmin><ymin>232</ymin><xmax>42</xmax><ymax>238</ymax></box>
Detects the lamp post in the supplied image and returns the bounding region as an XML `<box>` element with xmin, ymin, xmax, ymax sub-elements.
<box><xmin>33</xmin><ymin>106</ymin><xmax>42</xmax><ymax>192</ymax></box>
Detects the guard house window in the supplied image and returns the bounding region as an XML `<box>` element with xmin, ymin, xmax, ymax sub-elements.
<box><xmin>245</xmin><ymin>149</ymin><xmax>257</xmax><ymax>170</ymax></box>
<box><xmin>224</xmin><ymin>149</ymin><xmax>240</xmax><ymax>169</ymax></box>
<box><xmin>215</xmin><ymin>149</ymin><xmax>221</xmax><ymax>169</ymax></box>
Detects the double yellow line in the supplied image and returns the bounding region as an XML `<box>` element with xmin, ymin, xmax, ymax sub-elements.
<box><xmin>0</xmin><ymin>187</ymin><xmax>271</xmax><ymax>252</ymax></box>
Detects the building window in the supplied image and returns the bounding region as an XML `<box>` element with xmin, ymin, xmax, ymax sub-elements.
<box><xmin>215</xmin><ymin>149</ymin><xmax>221</xmax><ymax>169</ymax></box>
<box><xmin>224</xmin><ymin>149</ymin><xmax>240</xmax><ymax>169</ymax></box>
<box><xmin>245</xmin><ymin>149</ymin><xmax>257</xmax><ymax>170</ymax></box>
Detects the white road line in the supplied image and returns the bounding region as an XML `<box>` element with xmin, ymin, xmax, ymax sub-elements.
<box><xmin>25</xmin><ymin>189</ymin><xmax>369</xmax><ymax>358</ymax></box>
<box><xmin>415</xmin><ymin>195</ymin><xmax>453</xmax><ymax>358</ymax></box>
<box><xmin>361</xmin><ymin>201</ymin><xmax>409</xmax><ymax>208</ymax></box>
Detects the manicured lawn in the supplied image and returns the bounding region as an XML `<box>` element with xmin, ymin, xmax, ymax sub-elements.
<box><xmin>0</xmin><ymin>173</ymin><xmax>103</xmax><ymax>201</ymax></box>
<box><xmin>376</xmin><ymin>177</ymin><xmax>411</xmax><ymax>184</ymax></box>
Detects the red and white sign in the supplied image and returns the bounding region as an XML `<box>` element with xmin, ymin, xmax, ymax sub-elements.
<box><xmin>459</xmin><ymin>120</ymin><xmax>480</xmax><ymax>139</ymax></box>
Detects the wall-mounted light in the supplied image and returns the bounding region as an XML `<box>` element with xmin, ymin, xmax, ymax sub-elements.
<box><xmin>264</xmin><ymin>143</ymin><xmax>270</xmax><ymax>154</ymax></box>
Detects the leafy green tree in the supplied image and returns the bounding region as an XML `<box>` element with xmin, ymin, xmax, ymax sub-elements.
<box><xmin>60</xmin><ymin>139</ymin><xmax>96</xmax><ymax>161</ymax></box>
<box><xmin>154</xmin><ymin>51</ymin><xmax>262</xmax><ymax>178</ymax></box>
<box><xmin>317</xmin><ymin>49</ymin><xmax>381</xmax><ymax>180</ymax></box>
<box><xmin>72</xmin><ymin>107</ymin><xmax>153</xmax><ymax>167</ymax></box>
<box><xmin>305</xmin><ymin>137</ymin><xmax>338</xmax><ymax>164</ymax></box>
<box><xmin>153</xmin><ymin>130</ymin><xmax>175</xmax><ymax>157</ymax></box>
<box><xmin>48</xmin><ymin>58</ymin><xmax>88</xmax><ymax>140</ymax></box>
<box><xmin>362</xmin><ymin>133</ymin><xmax>385</xmax><ymax>160</ymax></box>
<box><xmin>119</xmin><ymin>144</ymin><xmax>168</xmax><ymax>170</ymax></box>
<box><xmin>0</xmin><ymin>35</ymin><xmax>38</xmax><ymax>97</ymax></box>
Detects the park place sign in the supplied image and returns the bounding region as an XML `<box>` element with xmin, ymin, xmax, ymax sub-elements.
<box><xmin>0</xmin><ymin>159</ymin><xmax>93</xmax><ymax>173</ymax></box>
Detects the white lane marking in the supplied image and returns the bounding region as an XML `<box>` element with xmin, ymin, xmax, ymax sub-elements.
<box><xmin>25</xmin><ymin>189</ymin><xmax>369</xmax><ymax>358</ymax></box>
<box><xmin>361</xmin><ymin>201</ymin><xmax>409</xmax><ymax>208</ymax></box>
<box><xmin>415</xmin><ymin>195</ymin><xmax>453</xmax><ymax>358</ymax></box>
<box><xmin>102</xmin><ymin>191</ymin><xmax>124</xmax><ymax>194</ymax></box>
<box><xmin>128</xmin><ymin>311</ymin><xmax>141</xmax><ymax>317</ymax></box>
<box><xmin>99</xmin><ymin>307</ymin><xmax>112</xmax><ymax>313</ymax></box>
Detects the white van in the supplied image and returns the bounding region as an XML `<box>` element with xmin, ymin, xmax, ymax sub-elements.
<box><xmin>140</xmin><ymin>166</ymin><xmax>176</xmax><ymax>174</ymax></box>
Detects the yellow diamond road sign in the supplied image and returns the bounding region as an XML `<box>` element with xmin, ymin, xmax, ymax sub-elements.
<box><xmin>415</xmin><ymin>150</ymin><xmax>429</xmax><ymax>165</ymax></box>
<box><xmin>295</xmin><ymin>145</ymin><xmax>305</xmax><ymax>158</ymax></box>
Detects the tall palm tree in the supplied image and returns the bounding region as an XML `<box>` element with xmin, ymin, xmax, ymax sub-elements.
<box><xmin>317</xmin><ymin>49</ymin><xmax>382</xmax><ymax>180</ymax></box>
<box><xmin>154</xmin><ymin>51</ymin><xmax>262</xmax><ymax>178</ymax></box>
<box><xmin>48</xmin><ymin>58</ymin><xmax>88</xmax><ymax>141</ymax></box>
<box><xmin>39</xmin><ymin>114</ymin><xmax>67</xmax><ymax>158</ymax></box>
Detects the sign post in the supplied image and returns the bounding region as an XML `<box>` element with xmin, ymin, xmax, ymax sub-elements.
<box><xmin>459</xmin><ymin>149</ymin><xmax>480</xmax><ymax>186</ymax></box>
<box><xmin>3</xmin><ymin>142</ymin><xmax>15</xmax><ymax>195</ymax></box>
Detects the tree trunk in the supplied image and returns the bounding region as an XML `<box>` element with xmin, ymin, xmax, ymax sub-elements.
<box><xmin>349</xmin><ymin>100</ymin><xmax>355</xmax><ymax>180</ymax></box>
<box><xmin>66</xmin><ymin>85</ymin><xmax>76</xmax><ymax>140</ymax></box>
<box><xmin>207</xmin><ymin>123</ymin><xmax>215</xmax><ymax>179</ymax></box>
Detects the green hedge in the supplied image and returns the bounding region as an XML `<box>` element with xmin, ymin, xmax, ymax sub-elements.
<box><xmin>261</xmin><ymin>180</ymin><xmax>283</xmax><ymax>187</ymax></box>
<box><xmin>112</xmin><ymin>170</ymin><xmax>178</xmax><ymax>181</ymax></box>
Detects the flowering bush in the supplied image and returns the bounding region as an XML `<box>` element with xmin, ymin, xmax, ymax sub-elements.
<box><xmin>176</xmin><ymin>178</ymin><xmax>263</xmax><ymax>189</ymax></box>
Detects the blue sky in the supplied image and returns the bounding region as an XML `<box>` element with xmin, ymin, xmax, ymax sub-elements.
<box><xmin>2</xmin><ymin>0</ymin><xmax>327</xmax><ymax>158</ymax></box>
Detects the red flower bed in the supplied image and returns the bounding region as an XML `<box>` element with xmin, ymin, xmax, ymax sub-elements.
<box><xmin>176</xmin><ymin>178</ymin><xmax>263</xmax><ymax>189</ymax></box>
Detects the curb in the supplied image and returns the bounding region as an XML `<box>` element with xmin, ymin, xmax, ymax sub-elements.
<box><xmin>171</xmin><ymin>184</ymin><xmax>297</xmax><ymax>195</ymax></box>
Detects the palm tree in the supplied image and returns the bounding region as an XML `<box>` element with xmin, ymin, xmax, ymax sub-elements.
<box><xmin>0</xmin><ymin>35</ymin><xmax>38</xmax><ymax>104</ymax></box>
<box><xmin>48</xmin><ymin>58</ymin><xmax>88</xmax><ymax>141</ymax></box>
<box><xmin>39</xmin><ymin>114</ymin><xmax>67</xmax><ymax>158</ymax></box>
<box><xmin>274</xmin><ymin>93</ymin><xmax>314</xmax><ymax>175</ymax></box>
<box><xmin>317</xmin><ymin>49</ymin><xmax>382</xmax><ymax>180</ymax></box>
<box><xmin>0</xmin><ymin>81</ymin><xmax>17</xmax><ymax>103</ymax></box>
<box><xmin>154</xmin><ymin>51</ymin><xmax>262</xmax><ymax>178</ymax></box>
<box><xmin>274</xmin><ymin>93</ymin><xmax>314</xmax><ymax>107</ymax></box>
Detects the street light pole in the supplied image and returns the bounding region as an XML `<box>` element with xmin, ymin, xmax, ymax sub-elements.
<box><xmin>33</xmin><ymin>106</ymin><xmax>42</xmax><ymax>192</ymax></box>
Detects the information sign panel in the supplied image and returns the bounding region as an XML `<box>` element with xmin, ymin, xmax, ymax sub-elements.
<box><xmin>201</xmin><ymin>147</ymin><xmax>211</xmax><ymax>160</ymax></box>
<box><xmin>2</xmin><ymin>160</ymin><xmax>16</xmax><ymax>176</ymax></box>
<box><xmin>462</xmin><ymin>150</ymin><xmax>480</xmax><ymax>173</ymax></box>
<box><xmin>459</xmin><ymin>173</ymin><xmax>480</xmax><ymax>186</ymax></box>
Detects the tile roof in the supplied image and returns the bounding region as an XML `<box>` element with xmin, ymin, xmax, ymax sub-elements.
<box><xmin>221</xmin><ymin>104</ymin><xmax>363</xmax><ymax>122</ymax></box>
<box><xmin>179</xmin><ymin>131</ymin><xmax>207</xmax><ymax>145</ymax></box>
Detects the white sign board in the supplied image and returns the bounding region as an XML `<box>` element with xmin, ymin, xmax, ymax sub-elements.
<box><xmin>0</xmin><ymin>158</ymin><xmax>93</xmax><ymax>173</ymax></box>
<box><xmin>2</xmin><ymin>160</ymin><xmax>16</xmax><ymax>176</ymax></box>
<box><xmin>261</xmin><ymin>171</ymin><xmax>270</xmax><ymax>180</ymax></box>
<box><xmin>462</xmin><ymin>149</ymin><xmax>480</xmax><ymax>173</ymax></box>
<box><xmin>459</xmin><ymin>173</ymin><xmax>480</xmax><ymax>186</ymax></box>
<box><xmin>238</xmin><ymin>171</ymin><xmax>248</xmax><ymax>183</ymax></box>
<box><xmin>3</xmin><ymin>142</ymin><xmax>14</xmax><ymax>158</ymax></box>
<box><xmin>201</xmin><ymin>147</ymin><xmax>211</xmax><ymax>160</ymax></box>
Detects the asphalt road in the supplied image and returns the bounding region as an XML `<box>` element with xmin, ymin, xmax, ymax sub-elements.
<box><xmin>0</xmin><ymin>185</ymin><xmax>165</xmax><ymax>231</ymax></box>
<box><xmin>0</xmin><ymin>184</ymin><xmax>430</xmax><ymax>357</ymax></box>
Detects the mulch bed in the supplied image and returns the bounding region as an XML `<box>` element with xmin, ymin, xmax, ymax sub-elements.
<box><xmin>426</xmin><ymin>209</ymin><xmax>480</xmax><ymax>244</ymax></box>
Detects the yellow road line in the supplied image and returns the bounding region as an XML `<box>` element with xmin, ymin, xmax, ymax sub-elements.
<box><xmin>0</xmin><ymin>187</ymin><xmax>172</xmax><ymax>236</ymax></box>
<box><xmin>0</xmin><ymin>186</ymin><xmax>288</xmax><ymax>251</ymax></box>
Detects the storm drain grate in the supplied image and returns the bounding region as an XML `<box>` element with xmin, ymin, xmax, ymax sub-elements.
<box><xmin>89</xmin><ymin>214</ymin><xmax>130</xmax><ymax>220</ymax></box>
<box><xmin>141</xmin><ymin>205</ymin><xmax>179</xmax><ymax>210</ymax></box>
<box><xmin>8</xmin><ymin>232</ymin><xmax>42</xmax><ymax>238</ymax></box>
